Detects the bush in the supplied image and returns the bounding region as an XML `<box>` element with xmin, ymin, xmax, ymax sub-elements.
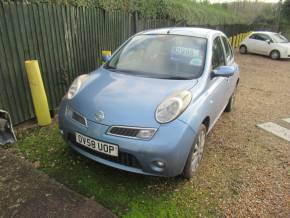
<box><xmin>5</xmin><ymin>0</ymin><xmax>248</xmax><ymax>25</ymax></box>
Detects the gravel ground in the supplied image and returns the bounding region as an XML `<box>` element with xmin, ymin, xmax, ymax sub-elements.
<box><xmin>207</xmin><ymin>52</ymin><xmax>290</xmax><ymax>217</ymax></box>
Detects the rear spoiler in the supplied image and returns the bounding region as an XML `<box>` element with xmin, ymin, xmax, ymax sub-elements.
<box><xmin>0</xmin><ymin>110</ymin><xmax>17</xmax><ymax>145</ymax></box>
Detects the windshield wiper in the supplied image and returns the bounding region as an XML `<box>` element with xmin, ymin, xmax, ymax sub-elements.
<box><xmin>103</xmin><ymin>67</ymin><xmax>192</xmax><ymax>80</ymax></box>
<box><xmin>163</xmin><ymin>76</ymin><xmax>191</xmax><ymax>80</ymax></box>
<box><xmin>103</xmin><ymin>65</ymin><xmax>116</xmax><ymax>71</ymax></box>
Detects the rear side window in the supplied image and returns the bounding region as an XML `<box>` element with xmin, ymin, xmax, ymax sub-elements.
<box><xmin>250</xmin><ymin>34</ymin><xmax>261</xmax><ymax>40</ymax></box>
<box><xmin>250</xmin><ymin>33</ymin><xmax>272</xmax><ymax>42</ymax></box>
<box><xmin>212</xmin><ymin>37</ymin><xmax>225</xmax><ymax>69</ymax></box>
<box><xmin>221</xmin><ymin>36</ymin><xmax>233</xmax><ymax>60</ymax></box>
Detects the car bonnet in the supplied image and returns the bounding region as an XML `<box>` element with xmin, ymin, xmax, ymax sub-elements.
<box><xmin>69</xmin><ymin>68</ymin><xmax>198</xmax><ymax>128</ymax></box>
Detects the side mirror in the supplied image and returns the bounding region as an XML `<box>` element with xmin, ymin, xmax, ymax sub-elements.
<box><xmin>212</xmin><ymin>66</ymin><xmax>235</xmax><ymax>78</ymax></box>
<box><xmin>266</xmin><ymin>39</ymin><xmax>271</xmax><ymax>44</ymax></box>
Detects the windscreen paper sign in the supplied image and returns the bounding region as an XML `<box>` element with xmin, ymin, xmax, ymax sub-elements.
<box><xmin>171</xmin><ymin>46</ymin><xmax>203</xmax><ymax>66</ymax></box>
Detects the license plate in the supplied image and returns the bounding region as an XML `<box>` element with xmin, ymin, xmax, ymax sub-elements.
<box><xmin>75</xmin><ymin>132</ymin><xmax>118</xmax><ymax>157</ymax></box>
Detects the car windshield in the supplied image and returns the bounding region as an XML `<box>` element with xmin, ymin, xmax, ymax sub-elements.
<box><xmin>105</xmin><ymin>34</ymin><xmax>207</xmax><ymax>80</ymax></box>
<box><xmin>271</xmin><ymin>33</ymin><xmax>289</xmax><ymax>43</ymax></box>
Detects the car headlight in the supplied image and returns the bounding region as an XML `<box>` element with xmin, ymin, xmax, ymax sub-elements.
<box><xmin>155</xmin><ymin>90</ymin><xmax>192</xmax><ymax>124</ymax></box>
<box><xmin>136</xmin><ymin>129</ymin><xmax>156</xmax><ymax>139</ymax></box>
<box><xmin>67</xmin><ymin>74</ymin><xmax>89</xmax><ymax>99</ymax></box>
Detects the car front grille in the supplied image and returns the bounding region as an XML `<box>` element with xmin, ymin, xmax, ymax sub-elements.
<box><xmin>108</xmin><ymin>126</ymin><xmax>140</xmax><ymax>137</ymax></box>
<box><xmin>67</xmin><ymin>133</ymin><xmax>142</xmax><ymax>169</ymax></box>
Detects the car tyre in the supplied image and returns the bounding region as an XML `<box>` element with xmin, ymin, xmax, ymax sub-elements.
<box><xmin>270</xmin><ymin>50</ymin><xmax>280</xmax><ymax>60</ymax></box>
<box><xmin>239</xmin><ymin>45</ymin><xmax>247</xmax><ymax>54</ymax></box>
<box><xmin>182</xmin><ymin>124</ymin><xmax>207</xmax><ymax>179</ymax></box>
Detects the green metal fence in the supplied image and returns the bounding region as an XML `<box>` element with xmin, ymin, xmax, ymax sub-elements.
<box><xmin>0</xmin><ymin>2</ymin><xmax>271</xmax><ymax>125</ymax></box>
<box><xmin>0</xmin><ymin>2</ymin><xmax>137</xmax><ymax>124</ymax></box>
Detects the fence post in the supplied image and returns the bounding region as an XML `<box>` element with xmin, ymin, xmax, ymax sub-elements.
<box><xmin>238</xmin><ymin>34</ymin><xmax>241</xmax><ymax>46</ymax></box>
<box><xmin>232</xmin><ymin>36</ymin><xmax>236</xmax><ymax>48</ymax></box>
<box><xmin>236</xmin><ymin>35</ymin><xmax>240</xmax><ymax>48</ymax></box>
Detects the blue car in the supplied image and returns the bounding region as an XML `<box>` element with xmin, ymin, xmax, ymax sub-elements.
<box><xmin>58</xmin><ymin>28</ymin><xmax>239</xmax><ymax>178</ymax></box>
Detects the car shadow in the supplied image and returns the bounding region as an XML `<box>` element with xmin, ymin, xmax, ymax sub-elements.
<box><xmin>239</xmin><ymin>52</ymin><xmax>289</xmax><ymax>62</ymax></box>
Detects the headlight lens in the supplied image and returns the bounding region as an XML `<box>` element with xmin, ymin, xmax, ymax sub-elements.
<box><xmin>67</xmin><ymin>74</ymin><xmax>89</xmax><ymax>99</ymax></box>
<box><xmin>155</xmin><ymin>90</ymin><xmax>192</xmax><ymax>124</ymax></box>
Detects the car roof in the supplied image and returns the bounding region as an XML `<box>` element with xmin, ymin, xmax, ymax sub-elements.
<box><xmin>139</xmin><ymin>27</ymin><xmax>223</xmax><ymax>39</ymax></box>
<box><xmin>251</xmin><ymin>31</ymin><xmax>277</xmax><ymax>35</ymax></box>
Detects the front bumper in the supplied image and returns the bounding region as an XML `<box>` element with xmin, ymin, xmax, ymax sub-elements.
<box><xmin>280</xmin><ymin>51</ymin><xmax>290</xmax><ymax>59</ymax></box>
<box><xmin>58</xmin><ymin>101</ymin><xmax>196</xmax><ymax>177</ymax></box>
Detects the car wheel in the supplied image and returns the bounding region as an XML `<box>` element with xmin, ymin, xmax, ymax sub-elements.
<box><xmin>239</xmin><ymin>45</ymin><xmax>247</xmax><ymax>54</ymax></box>
<box><xmin>225</xmin><ymin>86</ymin><xmax>237</xmax><ymax>112</ymax></box>
<box><xmin>270</xmin><ymin>50</ymin><xmax>280</xmax><ymax>60</ymax></box>
<box><xmin>182</xmin><ymin>124</ymin><xmax>206</xmax><ymax>179</ymax></box>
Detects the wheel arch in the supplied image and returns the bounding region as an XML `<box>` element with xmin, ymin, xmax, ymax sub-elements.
<box><xmin>239</xmin><ymin>44</ymin><xmax>247</xmax><ymax>49</ymax></box>
<box><xmin>202</xmin><ymin>116</ymin><xmax>210</xmax><ymax>132</ymax></box>
<box><xmin>236</xmin><ymin>78</ymin><xmax>240</xmax><ymax>86</ymax></box>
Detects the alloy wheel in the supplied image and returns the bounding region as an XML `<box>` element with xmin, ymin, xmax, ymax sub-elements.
<box><xmin>240</xmin><ymin>46</ymin><xmax>247</xmax><ymax>54</ymax></box>
<box><xmin>190</xmin><ymin>129</ymin><xmax>206</xmax><ymax>173</ymax></box>
<box><xmin>271</xmin><ymin>51</ymin><xmax>279</xmax><ymax>60</ymax></box>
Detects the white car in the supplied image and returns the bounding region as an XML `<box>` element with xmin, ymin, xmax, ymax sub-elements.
<box><xmin>239</xmin><ymin>31</ymin><xmax>290</xmax><ymax>60</ymax></box>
